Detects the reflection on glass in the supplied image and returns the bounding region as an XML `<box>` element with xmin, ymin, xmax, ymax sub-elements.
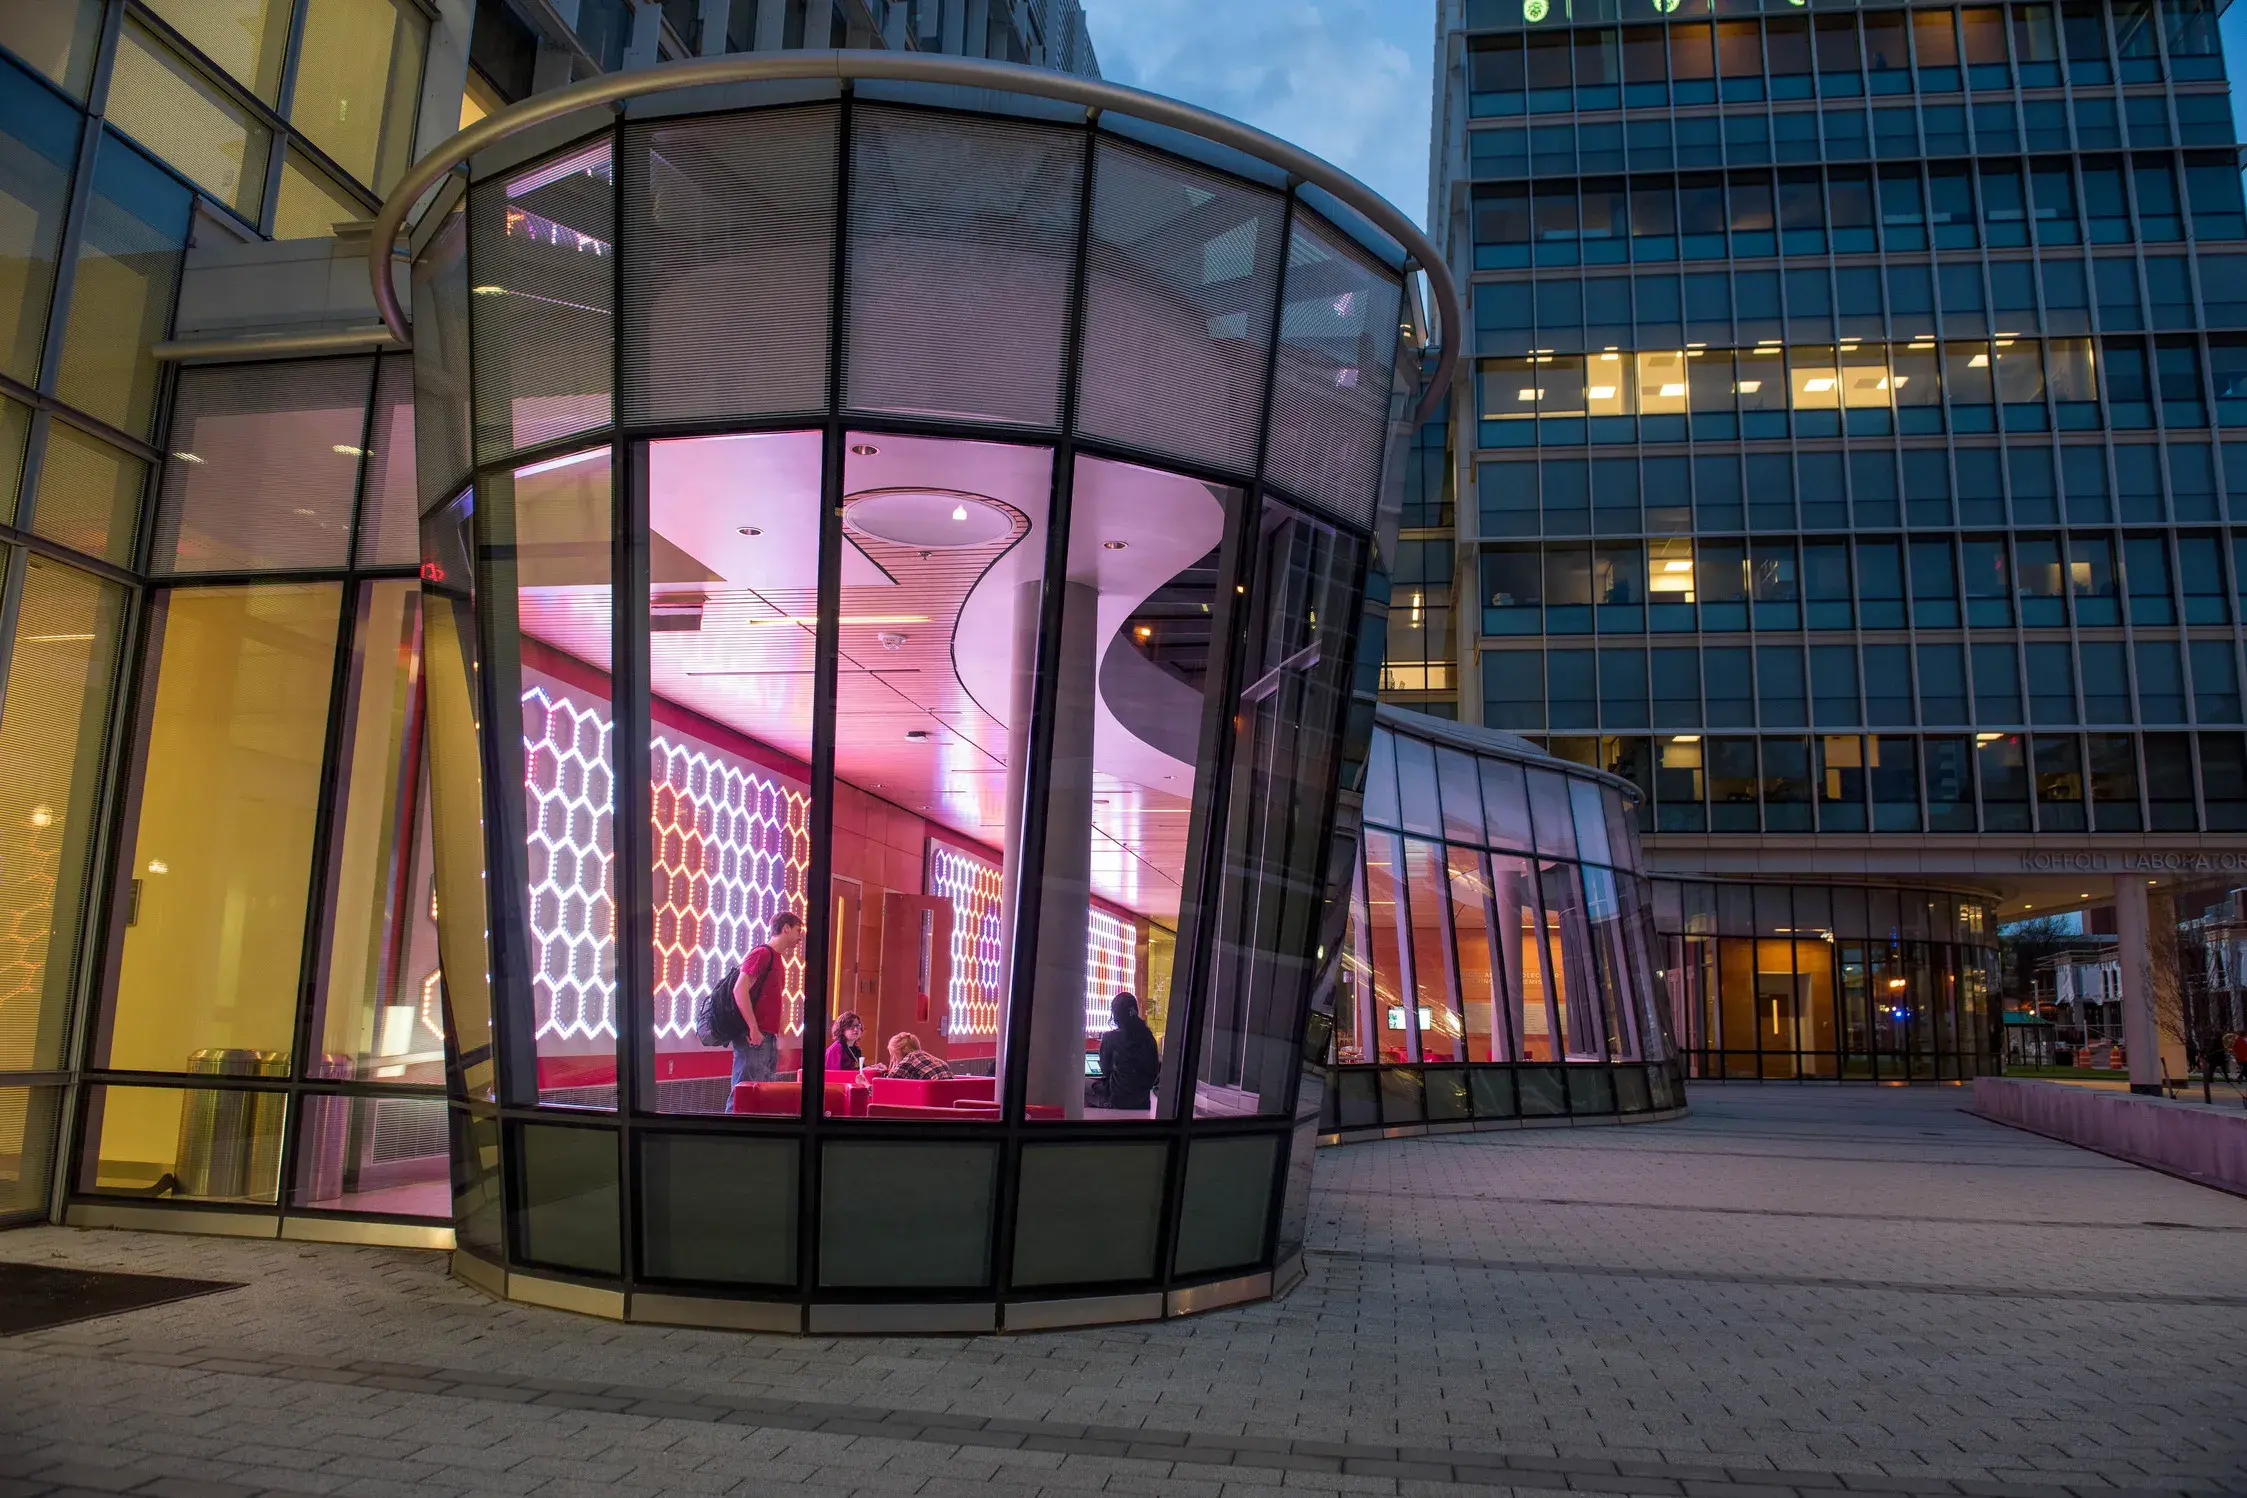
<box><xmin>0</xmin><ymin>557</ymin><xmax>126</xmax><ymax>1073</ymax></box>
<box><xmin>1362</xmin><ymin>831</ymin><xmax>1410</xmax><ymax>1065</ymax></box>
<box><xmin>1196</xmin><ymin>504</ymin><xmax>1361</xmax><ymax>1116</ymax></box>
<box><xmin>85</xmin><ymin>1083</ymin><xmax>285</xmax><ymax>1204</ymax></box>
<box><xmin>106</xmin><ymin>23</ymin><xmax>272</xmax><ymax>221</ymax></box>
<box><xmin>1540</xmin><ymin>860</ymin><xmax>1602</xmax><ymax>1060</ymax></box>
<box><xmin>0</xmin><ymin>1086</ymin><xmax>61</xmax><ymax>1220</ymax></box>
<box><xmin>1039</xmin><ymin>454</ymin><xmax>1231</xmax><ymax>1120</ymax></box>
<box><xmin>420</xmin><ymin>492</ymin><xmax>494</xmax><ymax>1102</ymax></box>
<box><xmin>32</xmin><ymin>420</ymin><xmax>146</xmax><ymax>567</ymax></box>
<box><xmin>107</xmin><ymin>585</ymin><xmax>341</xmax><ymax>1073</ymax></box>
<box><xmin>492</xmin><ymin>446</ymin><xmax>616</xmax><ymax>1109</ymax></box>
<box><xmin>1447</xmin><ymin>849</ymin><xmax>1502</xmax><ymax>1062</ymax></box>
<box><xmin>140</xmin><ymin>0</ymin><xmax>291</xmax><ymax>101</ymax></box>
<box><xmin>292</xmin><ymin>1093</ymin><xmax>450</xmax><ymax>1216</ymax></box>
<box><xmin>291</xmin><ymin>0</ymin><xmax>429</xmax><ymax>192</ymax></box>
<box><xmin>55</xmin><ymin>136</ymin><xmax>191</xmax><ymax>440</ymax></box>
<box><xmin>310</xmin><ymin>582</ymin><xmax>442</xmax><ymax>1084</ymax></box>
<box><xmin>625</xmin><ymin>432</ymin><xmax>819</xmax><ymax>1117</ymax></box>
<box><xmin>272</xmin><ymin>151</ymin><xmax>366</xmax><ymax>240</ymax></box>
<box><xmin>0</xmin><ymin>67</ymin><xmax>75</xmax><ymax>385</ymax></box>
<box><xmin>1403</xmin><ymin>839</ymin><xmax>1457</xmax><ymax>1062</ymax></box>
<box><xmin>1583</xmin><ymin>865</ymin><xmax>1639</xmax><ymax>1059</ymax></box>
<box><xmin>1500</xmin><ymin>856</ymin><xmax>1556</xmax><ymax>1061</ymax></box>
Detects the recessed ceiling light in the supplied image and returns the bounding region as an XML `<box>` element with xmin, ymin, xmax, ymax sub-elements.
<box><xmin>737</xmin><ymin>526</ymin><xmax>762</xmax><ymax>536</ymax></box>
<box><xmin>1103</xmin><ymin>540</ymin><xmax>1128</xmax><ymax>550</ymax></box>
<box><xmin>851</xmin><ymin>442</ymin><xmax>879</xmax><ymax>456</ymax></box>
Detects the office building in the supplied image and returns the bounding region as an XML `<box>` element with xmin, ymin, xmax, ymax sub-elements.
<box><xmin>1410</xmin><ymin>0</ymin><xmax>2247</xmax><ymax>1082</ymax></box>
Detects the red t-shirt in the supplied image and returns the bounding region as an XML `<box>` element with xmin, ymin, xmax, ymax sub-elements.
<box><xmin>738</xmin><ymin>945</ymin><xmax>784</xmax><ymax>1036</ymax></box>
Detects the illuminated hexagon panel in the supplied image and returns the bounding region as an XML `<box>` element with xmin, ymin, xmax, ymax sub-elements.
<box><xmin>926</xmin><ymin>842</ymin><xmax>1004</xmax><ymax>1041</ymax></box>
<box><xmin>649</xmin><ymin>734</ymin><xmax>809</xmax><ymax>1040</ymax></box>
<box><xmin>1086</xmin><ymin>907</ymin><xmax>1139</xmax><ymax>1036</ymax></box>
<box><xmin>926</xmin><ymin>841</ymin><xmax>1140</xmax><ymax>1042</ymax></box>
<box><xmin>522</xmin><ymin>676</ymin><xmax>810</xmax><ymax>1044</ymax></box>
<box><xmin>524</xmin><ymin>677</ymin><xmax>1135</xmax><ymax>1048</ymax></box>
<box><xmin>522</xmin><ymin>683</ymin><xmax>616</xmax><ymax>1043</ymax></box>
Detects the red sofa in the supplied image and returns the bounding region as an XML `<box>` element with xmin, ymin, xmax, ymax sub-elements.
<box><xmin>866</xmin><ymin>1075</ymin><xmax>995</xmax><ymax>1108</ymax></box>
<box><xmin>730</xmin><ymin>1081</ymin><xmax>869</xmax><ymax>1117</ymax></box>
<box><xmin>866</xmin><ymin>1100</ymin><xmax>1065</xmax><ymax>1121</ymax></box>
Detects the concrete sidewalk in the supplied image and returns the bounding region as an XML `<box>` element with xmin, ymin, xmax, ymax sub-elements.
<box><xmin>1</xmin><ymin>1086</ymin><xmax>2241</xmax><ymax>1497</ymax></box>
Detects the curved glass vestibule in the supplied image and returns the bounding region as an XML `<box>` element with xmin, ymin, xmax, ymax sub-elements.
<box><xmin>412</xmin><ymin>84</ymin><xmax>1412</xmax><ymax>1328</ymax></box>
<box><xmin>1322</xmin><ymin>709</ymin><xmax>1686</xmax><ymax>1138</ymax></box>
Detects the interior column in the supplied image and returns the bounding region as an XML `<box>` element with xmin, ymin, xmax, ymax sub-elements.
<box><xmin>2114</xmin><ymin>876</ymin><xmax>2188</xmax><ymax>1093</ymax></box>
<box><xmin>1000</xmin><ymin>578</ymin><xmax>1097</xmax><ymax>1119</ymax></box>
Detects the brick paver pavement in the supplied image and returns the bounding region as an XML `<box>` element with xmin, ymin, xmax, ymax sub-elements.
<box><xmin>0</xmin><ymin>1086</ymin><xmax>2241</xmax><ymax>1498</ymax></box>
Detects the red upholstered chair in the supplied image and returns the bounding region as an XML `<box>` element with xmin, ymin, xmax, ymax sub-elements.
<box><xmin>866</xmin><ymin>1075</ymin><xmax>994</xmax><ymax>1108</ymax></box>
<box><xmin>866</xmin><ymin>1102</ymin><xmax>978</xmax><ymax>1120</ymax></box>
<box><xmin>946</xmin><ymin>1101</ymin><xmax>1065</xmax><ymax>1120</ymax></box>
<box><xmin>730</xmin><ymin>1081</ymin><xmax>799</xmax><ymax>1116</ymax></box>
<box><xmin>730</xmin><ymin>1081</ymin><xmax>869</xmax><ymax>1116</ymax></box>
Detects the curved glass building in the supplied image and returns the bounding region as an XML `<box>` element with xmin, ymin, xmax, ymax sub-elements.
<box><xmin>396</xmin><ymin>57</ymin><xmax>1443</xmax><ymax>1330</ymax></box>
<box><xmin>0</xmin><ymin>12</ymin><xmax>1682</xmax><ymax>1309</ymax></box>
<box><xmin>1324</xmin><ymin>706</ymin><xmax>1683</xmax><ymax>1138</ymax></box>
<box><xmin>1415</xmin><ymin>0</ymin><xmax>2247</xmax><ymax>1085</ymax></box>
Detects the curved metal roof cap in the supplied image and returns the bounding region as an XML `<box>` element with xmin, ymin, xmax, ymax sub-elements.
<box><xmin>368</xmin><ymin>50</ymin><xmax>1458</xmax><ymax>423</ymax></box>
<box><xmin>1373</xmin><ymin>702</ymin><xmax>1647</xmax><ymax>803</ymax></box>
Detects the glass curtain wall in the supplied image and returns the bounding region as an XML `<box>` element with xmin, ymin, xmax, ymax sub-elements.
<box><xmin>409</xmin><ymin>87</ymin><xmax>1408</xmax><ymax>1314</ymax></box>
<box><xmin>6</xmin><ymin>0</ymin><xmax>426</xmax><ymax>241</ymax></box>
<box><xmin>0</xmin><ymin>33</ymin><xmax>192</xmax><ymax>1223</ymax></box>
<box><xmin>77</xmin><ymin>354</ymin><xmax>443</xmax><ymax>1220</ymax></box>
<box><xmin>1451</xmin><ymin>0</ymin><xmax>2247</xmax><ymax>842</ymax></box>
<box><xmin>0</xmin><ymin>0</ymin><xmax>438</xmax><ymax>1234</ymax></box>
<box><xmin>1652</xmin><ymin>878</ymin><xmax>1996</xmax><ymax>1080</ymax></box>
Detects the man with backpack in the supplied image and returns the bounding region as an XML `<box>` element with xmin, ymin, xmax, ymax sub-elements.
<box><xmin>730</xmin><ymin>911</ymin><xmax>804</xmax><ymax>1088</ymax></box>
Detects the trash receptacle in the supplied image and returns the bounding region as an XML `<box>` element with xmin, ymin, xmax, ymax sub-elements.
<box><xmin>174</xmin><ymin>1048</ymin><xmax>287</xmax><ymax>1201</ymax></box>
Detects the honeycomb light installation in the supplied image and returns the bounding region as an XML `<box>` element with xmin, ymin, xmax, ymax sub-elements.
<box><xmin>389</xmin><ymin>52</ymin><xmax>1455</xmax><ymax>1330</ymax></box>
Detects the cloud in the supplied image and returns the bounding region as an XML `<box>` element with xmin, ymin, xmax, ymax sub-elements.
<box><xmin>1087</xmin><ymin>1</ymin><xmax>1435</xmax><ymax>227</ymax></box>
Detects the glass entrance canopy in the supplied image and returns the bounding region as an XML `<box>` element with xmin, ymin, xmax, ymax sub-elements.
<box><xmin>397</xmin><ymin>57</ymin><xmax>1448</xmax><ymax>1331</ymax></box>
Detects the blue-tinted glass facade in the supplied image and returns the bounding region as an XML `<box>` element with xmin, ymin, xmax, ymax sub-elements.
<box><xmin>1429</xmin><ymin>0</ymin><xmax>2247</xmax><ymax>838</ymax></box>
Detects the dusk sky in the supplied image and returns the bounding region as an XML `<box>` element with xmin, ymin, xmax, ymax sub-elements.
<box><xmin>1085</xmin><ymin>2</ymin><xmax>1439</xmax><ymax>229</ymax></box>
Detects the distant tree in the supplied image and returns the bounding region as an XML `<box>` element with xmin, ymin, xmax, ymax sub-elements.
<box><xmin>1998</xmin><ymin>914</ymin><xmax>2081</xmax><ymax>1012</ymax></box>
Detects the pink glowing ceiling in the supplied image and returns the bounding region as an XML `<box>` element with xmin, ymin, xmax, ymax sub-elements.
<box><xmin>509</xmin><ymin>431</ymin><xmax>1229</xmax><ymax>923</ymax></box>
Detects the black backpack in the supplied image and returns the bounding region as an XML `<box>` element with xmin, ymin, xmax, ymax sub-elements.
<box><xmin>694</xmin><ymin>964</ymin><xmax>745</xmax><ymax>1048</ymax></box>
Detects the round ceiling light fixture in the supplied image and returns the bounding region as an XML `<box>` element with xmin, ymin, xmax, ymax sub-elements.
<box><xmin>737</xmin><ymin>525</ymin><xmax>762</xmax><ymax>537</ymax></box>
<box><xmin>850</xmin><ymin>442</ymin><xmax>879</xmax><ymax>456</ymax></box>
<box><xmin>1102</xmin><ymin>540</ymin><xmax>1128</xmax><ymax>550</ymax></box>
<box><xmin>843</xmin><ymin>489</ymin><xmax>1014</xmax><ymax>550</ymax></box>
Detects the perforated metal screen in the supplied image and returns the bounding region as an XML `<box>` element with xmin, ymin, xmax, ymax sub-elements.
<box><xmin>470</xmin><ymin>138</ymin><xmax>615</xmax><ymax>464</ymax></box>
<box><xmin>152</xmin><ymin>357</ymin><xmax>373</xmax><ymax>574</ymax></box>
<box><xmin>1262</xmin><ymin>212</ymin><xmax>1404</xmax><ymax>531</ymax></box>
<box><xmin>844</xmin><ymin>106</ymin><xmax>1083</xmax><ymax>429</ymax></box>
<box><xmin>1076</xmin><ymin>138</ymin><xmax>1284</xmax><ymax>477</ymax></box>
<box><xmin>623</xmin><ymin>105</ymin><xmax>839</xmax><ymax>426</ymax></box>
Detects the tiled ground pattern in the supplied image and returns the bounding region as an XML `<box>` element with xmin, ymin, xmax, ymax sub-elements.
<box><xmin>0</xmin><ymin>1087</ymin><xmax>2241</xmax><ymax>1498</ymax></box>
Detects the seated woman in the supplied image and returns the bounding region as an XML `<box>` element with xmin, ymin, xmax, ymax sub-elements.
<box><xmin>1090</xmin><ymin>993</ymin><xmax>1161</xmax><ymax>1112</ymax></box>
<box><xmin>825</xmin><ymin>1011</ymin><xmax>867</xmax><ymax>1074</ymax></box>
<box><xmin>886</xmin><ymin>1032</ymin><xmax>954</xmax><ymax>1081</ymax></box>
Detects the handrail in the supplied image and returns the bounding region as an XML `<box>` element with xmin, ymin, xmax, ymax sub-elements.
<box><xmin>366</xmin><ymin>49</ymin><xmax>1459</xmax><ymax>422</ymax></box>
